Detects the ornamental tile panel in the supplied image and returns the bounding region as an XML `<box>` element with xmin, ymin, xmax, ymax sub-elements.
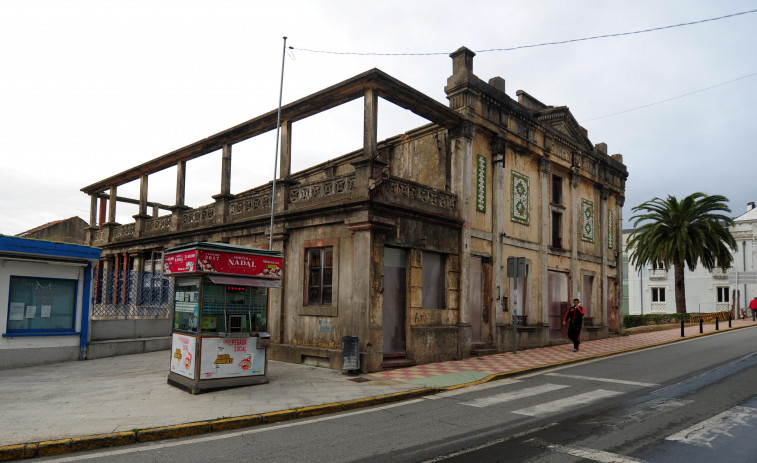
<box><xmin>608</xmin><ymin>210</ymin><xmax>614</xmax><ymax>249</ymax></box>
<box><xmin>511</xmin><ymin>171</ymin><xmax>530</xmax><ymax>225</ymax></box>
<box><xmin>581</xmin><ymin>198</ymin><xmax>594</xmax><ymax>242</ymax></box>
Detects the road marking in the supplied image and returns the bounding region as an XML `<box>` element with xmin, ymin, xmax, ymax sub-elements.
<box><xmin>666</xmin><ymin>405</ymin><xmax>757</xmax><ymax>448</ymax></box>
<box><xmin>512</xmin><ymin>389</ymin><xmax>623</xmax><ymax>417</ymax></box>
<box><xmin>545</xmin><ymin>373</ymin><xmax>658</xmax><ymax>387</ymax></box>
<box><xmin>526</xmin><ymin>438</ymin><xmax>647</xmax><ymax>462</ymax></box>
<box><xmin>461</xmin><ymin>383</ymin><xmax>569</xmax><ymax>408</ymax></box>
<box><xmin>419</xmin><ymin>422</ymin><xmax>559</xmax><ymax>462</ymax></box>
<box><xmin>425</xmin><ymin>379</ymin><xmax>522</xmax><ymax>400</ymax></box>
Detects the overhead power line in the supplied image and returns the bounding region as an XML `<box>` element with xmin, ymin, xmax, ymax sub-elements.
<box><xmin>290</xmin><ymin>9</ymin><xmax>757</xmax><ymax>56</ymax></box>
<box><xmin>583</xmin><ymin>71</ymin><xmax>757</xmax><ymax>122</ymax></box>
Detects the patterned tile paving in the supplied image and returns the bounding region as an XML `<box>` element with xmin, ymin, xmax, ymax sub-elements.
<box><xmin>369</xmin><ymin>320</ymin><xmax>756</xmax><ymax>383</ymax></box>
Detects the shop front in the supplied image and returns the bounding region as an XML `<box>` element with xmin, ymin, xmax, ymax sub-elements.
<box><xmin>164</xmin><ymin>242</ymin><xmax>283</xmax><ymax>394</ymax></box>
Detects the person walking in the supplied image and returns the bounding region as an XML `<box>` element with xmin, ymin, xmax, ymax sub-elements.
<box><xmin>563</xmin><ymin>298</ymin><xmax>585</xmax><ymax>352</ymax></box>
<box><xmin>750</xmin><ymin>297</ymin><xmax>757</xmax><ymax>321</ymax></box>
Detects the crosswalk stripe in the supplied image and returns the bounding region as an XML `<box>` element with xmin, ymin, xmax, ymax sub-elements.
<box><xmin>426</xmin><ymin>379</ymin><xmax>522</xmax><ymax>400</ymax></box>
<box><xmin>666</xmin><ymin>405</ymin><xmax>757</xmax><ymax>447</ymax></box>
<box><xmin>461</xmin><ymin>383</ymin><xmax>569</xmax><ymax>408</ymax></box>
<box><xmin>545</xmin><ymin>373</ymin><xmax>658</xmax><ymax>387</ymax></box>
<box><xmin>526</xmin><ymin>438</ymin><xmax>646</xmax><ymax>462</ymax></box>
<box><xmin>512</xmin><ymin>389</ymin><xmax>624</xmax><ymax>417</ymax></box>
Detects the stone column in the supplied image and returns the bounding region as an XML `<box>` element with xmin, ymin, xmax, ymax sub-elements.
<box><xmin>491</xmin><ymin>135</ymin><xmax>507</xmax><ymax>327</ymax></box>
<box><xmin>171</xmin><ymin>160</ymin><xmax>190</xmax><ymax>232</ymax></box>
<box><xmin>279</xmin><ymin>120</ymin><xmax>292</xmax><ymax>179</ymax></box>
<box><xmin>213</xmin><ymin>144</ymin><xmax>235</xmax><ymax>225</ymax></box>
<box><xmin>364</xmin><ymin>89</ymin><xmax>378</xmax><ymax>160</ymax></box>
<box><xmin>539</xmin><ymin>158</ymin><xmax>551</xmax><ymax>324</ymax></box>
<box><xmin>86</xmin><ymin>194</ymin><xmax>99</xmax><ymax>245</ymax></box>
<box><xmin>617</xmin><ymin>195</ymin><xmax>625</xmax><ymax>333</ymax></box>
<box><xmin>450</xmin><ymin>121</ymin><xmax>475</xmax><ymax>358</ymax></box>
<box><xmin>570</xmin><ymin>170</ymin><xmax>580</xmax><ymax>298</ymax></box>
<box><xmin>599</xmin><ymin>185</ymin><xmax>609</xmax><ymax>326</ymax></box>
<box><xmin>133</xmin><ymin>174</ymin><xmax>151</xmax><ymax>237</ymax></box>
<box><xmin>107</xmin><ymin>186</ymin><xmax>118</xmax><ymax>225</ymax></box>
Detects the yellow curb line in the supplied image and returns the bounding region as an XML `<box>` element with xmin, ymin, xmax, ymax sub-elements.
<box><xmin>0</xmin><ymin>324</ymin><xmax>752</xmax><ymax>461</ymax></box>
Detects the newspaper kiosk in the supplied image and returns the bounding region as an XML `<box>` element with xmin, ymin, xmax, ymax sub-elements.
<box><xmin>164</xmin><ymin>242</ymin><xmax>283</xmax><ymax>394</ymax></box>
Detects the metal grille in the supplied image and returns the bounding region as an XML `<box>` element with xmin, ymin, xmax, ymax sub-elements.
<box><xmin>92</xmin><ymin>268</ymin><xmax>174</xmax><ymax>319</ymax></box>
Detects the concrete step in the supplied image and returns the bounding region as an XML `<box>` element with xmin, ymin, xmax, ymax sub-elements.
<box><xmin>470</xmin><ymin>348</ymin><xmax>498</xmax><ymax>357</ymax></box>
<box><xmin>381</xmin><ymin>357</ymin><xmax>416</xmax><ymax>370</ymax></box>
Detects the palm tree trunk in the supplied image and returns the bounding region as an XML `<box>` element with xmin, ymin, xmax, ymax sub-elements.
<box><xmin>674</xmin><ymin>261</ymin><xmax>687</xmax><ymax>314</ymax></box>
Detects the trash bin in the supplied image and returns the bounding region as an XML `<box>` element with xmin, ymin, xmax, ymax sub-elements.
<box><xmin>341</xmin><ymin>335</ymin><xmax>360</xmax><ymax>371</ymax></box>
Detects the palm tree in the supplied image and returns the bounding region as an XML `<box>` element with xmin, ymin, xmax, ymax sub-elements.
<box><xmin>627</xmin><ymin>193</ymin><xmax>736</xmax><ymax>314</ymax></box>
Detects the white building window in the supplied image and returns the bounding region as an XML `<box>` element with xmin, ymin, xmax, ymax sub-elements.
<box><xmin>652</xmin><ymin>287</ymin><xmax>666</xmax><ymax>302</ymax></box>
<box><xmin>717</xmin><ymin>286</ymin><xmax>729</xmax><ymax>303</ymax></box>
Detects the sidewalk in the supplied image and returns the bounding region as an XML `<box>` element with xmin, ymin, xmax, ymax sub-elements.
<box><xmin>1</xmin><ymin>319</ymin><xmax>754</xmax><ymax>460</ymax></box>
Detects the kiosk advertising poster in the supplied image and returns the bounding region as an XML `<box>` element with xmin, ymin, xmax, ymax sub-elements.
<box><xmin>200</xmin><ymin>338</ymin><xmax>265</xmax><ymax>379</ymax></box>
<box><xmin>171</xmin><ymin>333</ymin><xmax>196</xmax><ymax>379</ymax></box>
<box><xmin>165</xmin><ymin>249</ymin><xmax>282</xmax><ymax>279</ymax></box>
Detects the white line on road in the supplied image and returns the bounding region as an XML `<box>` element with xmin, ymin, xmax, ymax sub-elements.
<box><xmin>666</xmin><ymin>405</ymin><xmax>757</xmax><ymax>448</ymax></box>
<box><xmin>545</xmin><ymin>373</ymin><xmax>658</xmax><ymax>387</ymax></box>
<box><xmin>425</xmin><ymin>378</ymin><xmax>522</xmax><ymax>400</ymax></box>
<box><xmin>512</xmin><ymin>389</ymin><xmax>624</xmax><ymax>417</ymax></box>
<box><xmin>526</xmin><ymin>438</ymin><xmax>647</xmax><ymax>462</ymax></box>
<box><xmin>461</xmin><ymin>383</ymin><xmax>569</xmax><ymax>408</ymax></box>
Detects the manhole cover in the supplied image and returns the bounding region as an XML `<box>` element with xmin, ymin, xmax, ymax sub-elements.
<box><xmin>348</xmin><ymin>377</ymin><xmax>372</xmax><ymax>383</ymax></box>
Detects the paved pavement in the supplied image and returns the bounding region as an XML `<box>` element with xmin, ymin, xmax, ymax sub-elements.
<box><xmin>1</xmin><ymin>318</ymin><xmax>755</xmax><ymax>460</ymax></box>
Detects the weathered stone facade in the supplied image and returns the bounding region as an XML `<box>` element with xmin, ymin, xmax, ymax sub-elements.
<box><xmin>81</xmin><ymin>47</ymin><xmax>627</xmax><ymax>372</ymax></box>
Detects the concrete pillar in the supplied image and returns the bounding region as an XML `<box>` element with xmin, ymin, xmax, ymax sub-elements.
<box><xmin>139</xmin><ymin>174</ymin><xmax>148</xmax><ymax>216</ymax></box>
<box><xmin>364</xmin><ymin>89</ymin><xmax>378</xmax><ymax>160</ymax></box>
<box><xmin>450</xmin><ymin>121</ymin><xmax>476</xmax><ymax>357</ymax></box>
<box><xmin>617</xmin><ymin>195</ymin><xmax>625</xmax><ymax>332</ymax></box>
<box><xmin>107</xmin><ymin>186</ymin><xmax>117</xmax><ymax>225</ymax></box>
<box><xmin>279</xmin><ymin>120</ymin><xmax>292</xmax><ymax>179</ymax></box>
<box><xmin>599</xmin><ymin>185</ymin><xmax>609</xmax><ymax>326</ymax></box>
<box><xmin>175</xmin><ymin>160</ymin><xmax>187</xmax><ymax>208</ymax></box>
<box><xmin>570</xmin><ymin>171</ymin><xmax>580</xmax><ymax>299</ymax></box>
<box><xmin>491</xmin><ymin>135</ymin><xmax>506</xmax><ymax>325</ymax></box>
<box><xmin>220</xmin><ymin>144</ymin><xmax>232</xmax><ymax>197</ymax></box>
<box><xmin>539</xmin><ymin>158</ymin><xmax>551</xmax><ymax>324</ymax></box>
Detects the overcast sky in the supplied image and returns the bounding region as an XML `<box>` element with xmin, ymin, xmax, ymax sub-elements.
<box><xmin>2</xmin><ymin>0</ymin><xmax>756</xmax><ymax>235</ymax></box>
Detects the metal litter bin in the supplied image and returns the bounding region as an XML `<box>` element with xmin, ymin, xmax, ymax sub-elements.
<box><xmin>341</xmin><ymin>335</ymin><xmax>360</xmax><ymax>371</ymax></box>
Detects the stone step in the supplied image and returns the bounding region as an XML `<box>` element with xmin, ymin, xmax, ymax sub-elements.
<box><xmin>381</xmin><ymin>357</ymin><xmax>416</xmax><ymax>370</ymax></box>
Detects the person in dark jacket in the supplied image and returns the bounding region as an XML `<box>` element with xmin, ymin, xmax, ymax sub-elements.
<box><xmin>563</xmin><ymin>298</ymin><xmax>585</xmax><ymax>352</ymax></box>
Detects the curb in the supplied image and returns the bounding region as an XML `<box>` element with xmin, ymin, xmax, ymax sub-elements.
<box><xmin>0</xmin><ymin>324</ymin><xmax>752</xmax><ymax>461</ymax></box>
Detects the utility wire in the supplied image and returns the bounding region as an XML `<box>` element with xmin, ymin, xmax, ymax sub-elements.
<box><xmin>290</xmin><ymin>9</ymin><xmax>757</xmax><ymax>56</ymax></box>
<box><xmin>583</xmin><ymin>71</ymin><xmax>757</xmax><ymax>122</ymax></box>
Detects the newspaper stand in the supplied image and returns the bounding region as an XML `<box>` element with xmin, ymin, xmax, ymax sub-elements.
<box><xmin>164</xmin><ymin>242</ymin><xmax>283</xmax><ymax>394</ymax></box>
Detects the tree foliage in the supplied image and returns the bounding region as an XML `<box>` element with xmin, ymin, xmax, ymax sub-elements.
<box><xmin>627</xmin><ymin>192</ymin><xmax>736</xmax><ymax>313</ymax></box>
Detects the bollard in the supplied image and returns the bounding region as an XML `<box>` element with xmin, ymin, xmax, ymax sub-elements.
<box><xmin>729</xmin><ymin>314</ymin><xmax>732</xmax><ymax>328</ymax></box>
<box><xmin>716</xmin><ymin>317</ymin><xmax>719</xmax><ymax>331</ymax></box>
<box><xmin>681</xmin><ymin>317</ymin><xmax>685</xmax><ymax>337</ymax></box>
<box><xmin>700</xmin><ymin>319</ymin><xmax>703</xmax><ymax>333</ymax></box>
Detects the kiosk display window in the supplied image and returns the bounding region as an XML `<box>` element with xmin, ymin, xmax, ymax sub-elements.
<box><xmin>174</xmin><ymin>278</ymin><xmax>200</xmax><ymax>333</ymax></box>
<box><xmin>200</xmin><ymin>279</ymin><xmax>268</xmax><ymax>335</ymax></box>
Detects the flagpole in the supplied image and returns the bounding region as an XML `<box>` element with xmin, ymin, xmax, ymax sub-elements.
<box><xmin>269</xmin><ymin>36</ymin><xmax>287</xmax><ymax>250</ymax></box>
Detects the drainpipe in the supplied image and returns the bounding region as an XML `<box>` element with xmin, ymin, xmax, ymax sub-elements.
<box><xmin>639</xmin><ymin>268</ymin><xmax>644</xmax><ymax>315</ymax></box>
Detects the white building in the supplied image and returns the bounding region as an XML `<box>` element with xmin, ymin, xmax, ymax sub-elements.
<box><xmin>623</xmin><ymin>202</ymin><xmax>757</xmax><ymax>315</ymax></box>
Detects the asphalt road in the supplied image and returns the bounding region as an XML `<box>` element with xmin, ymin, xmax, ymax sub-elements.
<box><xmin>41</xmin><ymin>326</ymin><xmax>757</xmax><ymax>462</ymax></box>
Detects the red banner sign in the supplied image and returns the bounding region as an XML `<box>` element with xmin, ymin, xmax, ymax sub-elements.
<box><xmin>164</xmin><ymin>249</ymin><xmax>282</xmax><ymax>279</ymax></box>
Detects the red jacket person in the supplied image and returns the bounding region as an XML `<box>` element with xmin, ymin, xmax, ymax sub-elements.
<box><xmin>563</xmin><ymin>298</ymin><xmax>585</xmax><ymax>352</ymax></box>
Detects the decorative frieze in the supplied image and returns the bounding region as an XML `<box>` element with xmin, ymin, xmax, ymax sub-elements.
<box><xmin>182</xmin><ymin>205</ymin><xmax>215</xmax><ymax>224</ymax></box>
<box><xmin>511</xmin><ymin>171</ymin><xmax>530</xmax><ymax>225</ymax></box>
<box><xmin>228</xmin><ymin>194</ymin><xmax>271</xmax><ymax>216</ymax></box>
<box><xmin>385</xmin><ymin>177</ymin><xmax>457</xmax><ymax>210</ymax></box>
<box><xmin>289</xmin><ymin>175</ymin><xmax>355</xmax><ymax>203</ymax></box>
<box><xmin>144</xmin><ymin>216</ymin><xmax>171</xmax><ymax>232</ymax></box>
<box><xmin>112</xmin><ymin>223</ymin><xmax>135</xmax><ymax>239</ymax></box>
